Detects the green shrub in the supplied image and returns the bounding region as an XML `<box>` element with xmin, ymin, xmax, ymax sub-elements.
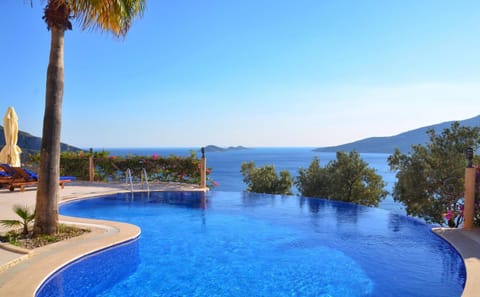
<box><xmin>388</xmin><ymin>122</ymin><xmax>480</xmax><ymax>226</ymax></box>
<box><xmin>296</xmin><ymin>151</ymin><xmax>387</xmax><ymax>207</ymax></box>
<box><xmin>241</xmin><ymin>161</ymin><xmax>293</xmax><ymax>195</ymax></box>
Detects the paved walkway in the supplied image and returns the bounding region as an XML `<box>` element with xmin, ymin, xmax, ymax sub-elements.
<box><xmin>0</xmin><ymin>183</ymin><xmax>479</xmax><ymax>297</ymax></box>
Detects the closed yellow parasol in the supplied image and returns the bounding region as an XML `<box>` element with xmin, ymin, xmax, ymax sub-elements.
<box><xmin>0</xmin><ymin>106</ymin><xmax>22</xmax><ymax>166</ymax></box>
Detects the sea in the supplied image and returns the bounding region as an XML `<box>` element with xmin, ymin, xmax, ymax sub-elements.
<box><xmin>102</xmin><ymin>147</ymin><xmax>403</xmax><ymax>214</ymax></box>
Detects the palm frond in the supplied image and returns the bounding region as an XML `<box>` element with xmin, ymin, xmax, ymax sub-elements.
<box><xmin>13</xmin><ymin>205</ymin><xmax>35</xmax><ymax>221</ymax></box>
<box><xmin>0</xmin><ymin>220</ymin><xmax>22</xmax><ymax>228</ymax></box>
<box><xmin>70</xmin><ymin>0</ymin><xmax>146</xmax><ymax>37</ymax></box>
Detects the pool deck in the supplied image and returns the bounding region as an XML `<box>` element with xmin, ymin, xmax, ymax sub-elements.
<box><xmin>0</xmin><ymin>183</ymin><xmax>478</xmax><ymax>297</ymax></box>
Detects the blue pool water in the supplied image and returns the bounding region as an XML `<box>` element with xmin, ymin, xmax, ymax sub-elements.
<box><xmin>37</xmin><ymin>191</ymin><xmax>465</xmax><ymax>297</ymax></box>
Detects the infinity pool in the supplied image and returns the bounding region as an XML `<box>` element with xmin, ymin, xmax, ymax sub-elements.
<box><xmin>37</xmin><ymin>191</ymin><xmax>465</xmax><ymax>297</ymax></box>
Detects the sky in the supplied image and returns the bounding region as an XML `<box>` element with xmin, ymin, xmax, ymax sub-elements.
<box><xmin>1</xmin><ymin>0</ymin><xmax>480</xmax><ymax>149</ymax></box>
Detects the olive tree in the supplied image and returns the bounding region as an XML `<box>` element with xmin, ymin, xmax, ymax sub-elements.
<box><xmin>295</xmin><ymin>157</ymin><xmax>329</xmax><ymax>198</ymax></box>
<box><xmin>241</xmin><ymin>161</ymin><xmax>293</xmax><ymax>195</ymax></box>
<box><xmin>388</xmin><ymin>122</ymin><xmax>480</xmax><ymax>226</ymax></box>
<box><xmin>296</xmin><ymin>151</ymin><xmax>387</xmax><ymax>207</ymax></box>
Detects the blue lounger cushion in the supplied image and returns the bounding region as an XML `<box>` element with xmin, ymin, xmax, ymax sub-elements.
<box><xmin>23</xmin><ymin>168</ymin><xmax>76</xmax><ymax>181</ymax></box>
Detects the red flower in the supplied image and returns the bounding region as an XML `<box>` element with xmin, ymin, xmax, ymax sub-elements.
<box><xmin>443</xmin><ymin>210</ymin><xmax>454</xmax><ymax>221</ymax></box>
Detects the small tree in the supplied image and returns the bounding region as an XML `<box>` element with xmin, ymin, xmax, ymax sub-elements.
<box><xmin>295</xmin><ymin>157</ymin><xmax>330</xmax><ymax>198</ymax></box>
<box><xmin>0</xmin><ymin>205</ymin><xmax>35</xmax><ymax>235</ymax></box>
<box><xmin>296</xmin><ymin>151</ymin><xmax>387</xmax><ymax>207</ymax></box>
<box><xmin>241</xmin><ymin>161</ymin><xmax>293</xmax><ymax>195</ymax></box>
<box><xmin>388</xmin><ymin>122</ymin><xmax>480</xmax><ymax>226</ymax></box>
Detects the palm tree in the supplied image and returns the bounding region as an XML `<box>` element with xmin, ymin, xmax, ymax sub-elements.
<box><xmin>32</xmin><ymin>0</ymin><xmax>146</xmax><ymax>235</ymax></box>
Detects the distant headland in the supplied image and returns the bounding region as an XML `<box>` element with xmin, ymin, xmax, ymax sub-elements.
<box><xmin>314</xmin><ymin>114</ymin><xmax>480</xmax><ymax>154</ymax></box>
<box><xmin>204</xmin><ymin>145</ymin><xmax>250</xmax><ymax>152</ymax></box>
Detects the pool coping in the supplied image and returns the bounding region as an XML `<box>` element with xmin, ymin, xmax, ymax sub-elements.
<box><xmin>0</xmin><ymin>186</ymin><xmax>478</xmax><ymax>297</ymax></box>
<box><xmin>433</xmin><ymin>227</ymin><xmax>480</xmax><ymax>297</ymax></box>
<box><xmin>0</xmin><ymin>214</ymin><xmax>141</xmax><ymax>297</ymax></box>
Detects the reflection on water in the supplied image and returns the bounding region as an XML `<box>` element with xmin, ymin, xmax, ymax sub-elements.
<box><xmin>299</xmin><ymin>195</ymin><xmax>366</xmax><ymax>225</ymax></box>
<box><xmin>388</xmin><ymin>213</ymin><xmax>403</xmax><ymax>232</ymax></box>
<box><xmin>235</xmin><ymin>192</ymin><xmax>466</xmax><ymax>296</ymax></box>
<box><xmin>108</xmin><ymin>191</ymin><xmax>208</xmax><ymax>209</ymax></box>
<box><xmin>240</xmin><ymin>191</ymin><xmax>278</xmax><ymax>207</ymax></box>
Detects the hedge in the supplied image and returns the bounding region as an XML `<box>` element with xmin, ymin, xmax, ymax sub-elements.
<box><xmin>25</xmin><ymin>150</ymin><xmax>214</xmax><ymax>187</ymax></box>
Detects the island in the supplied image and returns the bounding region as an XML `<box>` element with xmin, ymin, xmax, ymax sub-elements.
<box><xmin>204</xmin><ymin>145</ymin><xmax>250</xmax><ymax>152</ymax></box>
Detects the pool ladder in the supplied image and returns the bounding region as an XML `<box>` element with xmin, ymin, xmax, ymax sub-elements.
<box><xmin>140</xmin><ymin>168</ymin><xmax>150</xmax><ymax>192</ymax></box>
<box><xmin>125</xmin><ymin>168</ymin><xmax>150</xmax><ymax>193</ymax></box>
<box><xmin>125</xmin><ymin>168</ymin><xmax>134</xmax><ymax>193</ymax></box>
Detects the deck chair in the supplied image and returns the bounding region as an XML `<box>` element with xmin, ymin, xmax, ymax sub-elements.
<box><xmin>0</xmin><ymin>164</ymin><xmax>76</xmax><ymax>192</ymax></box>
<box><xmin>22</xmin><ymin>168</ymin><xmax>76</xmax><ymax>190</ymax></box>
<box><xmin>0</xmin><ymin>167</ymin><xmax>14</xmax><ymax>188</ymax></box>
<box><xmin>0</xmin><ymin>164</ymin><xmax>36</xmax><ymax>191</ymax></box>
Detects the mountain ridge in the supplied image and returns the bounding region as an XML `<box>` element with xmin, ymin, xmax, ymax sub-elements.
<box><xmin>314</xmin><ymin>115</ymin><xmax>480</xmax><ymax>154</ymax></box>
<box><xmin>0</xmin><ymin>126</ymin><xmax>81</xmax><ymax>155</ymax></box>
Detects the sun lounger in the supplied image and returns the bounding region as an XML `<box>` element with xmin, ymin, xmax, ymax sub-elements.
<box><xmin>0</xmin><ymin>168</ymin><xmax>14</xmax><ymax>189</ymax></box>
<box><xmin>0</xmin><ymin>164</ymin><xmax>76</xmax><ymax>192</ymax></box>
<box><xmin>22</xmin><ymin>168</ymin><xmax>76</xmax><ymax>189</ymax></box>
<box><xmin>0</xmin><ymin>164</ymin><xmax>36</xmax><ymax>191</ymax></box>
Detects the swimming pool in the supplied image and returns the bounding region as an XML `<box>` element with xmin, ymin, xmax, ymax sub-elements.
<box><xmin>37</xmin><ymin>191</ymin><xmax>465</xmax><ymax>297</ymax></box>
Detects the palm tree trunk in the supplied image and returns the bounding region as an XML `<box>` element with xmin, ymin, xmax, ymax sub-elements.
<box><xmin>33</xmin><ymin>26</ymin><xmax>65</xmax><ymax>235</ymax></box>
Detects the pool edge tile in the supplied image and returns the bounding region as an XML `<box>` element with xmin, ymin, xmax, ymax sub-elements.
<box><xmin>0</xmin><ymin>216</ymin><xmax>141</xmax><ymax>297</ymax></box>
<box><xmin>433</xmin><ymin>227</ymin><xmax>480</xmax><ymax>297</ymax></box>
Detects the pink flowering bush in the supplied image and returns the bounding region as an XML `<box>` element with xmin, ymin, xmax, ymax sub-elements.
<box><xmin>443</xmin><ymin>167</ymin><xmax>480</xmax><ymax>228</ymax></box>
<box><xmin>25</xmin><ymin>150</ymin><xmax>217</xmax><ymax>187</ymax></box>
<box><xmin>443</xmin><ymin>204</ymin><xmax>464</xmax><ymax>228</ymax></box>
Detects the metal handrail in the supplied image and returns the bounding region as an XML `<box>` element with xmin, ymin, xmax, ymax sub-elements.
<box><xmin>140</xmin><ymin>168</ymin><xmax>150</xmax><ymax>192</ymax></box>
<box><xmin>125</xmin><ymin>168</ymin><xmax>134</xmax><ymax>193</ymax></box>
